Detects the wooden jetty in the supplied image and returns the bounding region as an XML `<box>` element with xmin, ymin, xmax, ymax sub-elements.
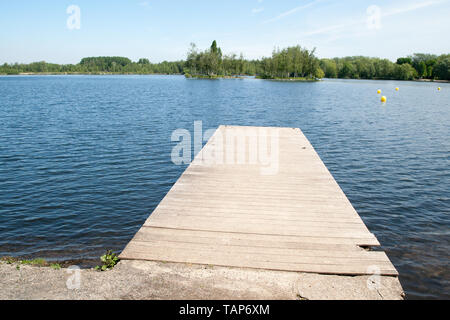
<box><xmin>120</xmin><ymin>125</ymin><xmax>398</xmax><ymax>276</ymax></box>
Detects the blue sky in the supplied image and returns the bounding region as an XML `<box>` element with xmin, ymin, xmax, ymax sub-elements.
<box><xmin>1</xmin><ymin>0</ymin><xmax>449</xmax><ymax>64</ymax></box>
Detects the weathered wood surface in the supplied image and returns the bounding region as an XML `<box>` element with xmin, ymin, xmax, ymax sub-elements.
<box><xmin>120</xmin><ymin>125</ymin><xmax>398</xmax><ymax>276</ymax></box>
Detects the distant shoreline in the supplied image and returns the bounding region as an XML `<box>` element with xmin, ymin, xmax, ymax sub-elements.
<box><xmin>184</xmin><ymin>74</ymin><xmax>245</xmax><ymax>79</ymax></box>
<box><xmin>256</xmin><ymin>76</ymin><xmax>319</xmax><ymax>82</ymax></box>
<box><xmin>414</xmin><ymin>78</ymin><xmax>449</xmax><ymax>83</ymax></box>
<box><xmin>1</xmin><ymin>73</ymin><xmax>448</xmax><ymax>83</ymax></box>
<box><xmin>0</xmin><ymin>72</ymin><xmax>183</xmax><ymax>76</ymax></box>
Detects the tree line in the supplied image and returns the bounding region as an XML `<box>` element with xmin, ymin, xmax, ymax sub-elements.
<box><xmin>320</xmin><ymin>54</ymin><xmax>450</xmax><ymax>81</ymax></box>
<box><xmin>0</xmin><ymin>57</ymin><xmax>184</xmax><ymax>75</ymax></box>
<box><xmin>1</xmin><ymin>41</ymin><xmax>449</xmax><ymax>80</ymax></box>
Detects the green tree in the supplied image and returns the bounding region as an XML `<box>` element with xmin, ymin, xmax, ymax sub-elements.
<box><xmin>411</xmin><ymin>53</ymin><xmax>437</xmax><ymax>79</ymax></box>
<box><xmin>433</xmin><ymin>55</ymin><xmax>450</xmax><ymax>80</ymax></box>
<box><xmin>319</xmin><ymin>59</ymin><xmax>337</xmax><ymax>78</ymax></box>
<box><xmin>315</xmin><ymin>67</ymin><xmax>325</xmax><ymax>79</ymax></box>
<box><xmin>339</xmin><ymin>62</ymin><xmax>356</xmax><ymax>78</ymax></box>
<box><xmin>138</xmin><ymin>58</ymin><xmax>150</xmax><ymax>65</ymax></box>
<box><xmin>396</xmin><ymin>57</ymin><xmax>412</xmax><ymax>65</ymax></box>
<box><xmin>417</xmin><ymin>61</ymin><xmax>428</xmax><ymax>78</ymax></box>
<box><xmin>393</xmin><ymin>63</ymin><xmax>417</xmax><ymax>80</ymax></box>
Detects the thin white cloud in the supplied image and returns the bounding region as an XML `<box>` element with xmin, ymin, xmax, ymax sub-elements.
<box><xmin>139</xmin><ymin>1</ymin><xmax>150</xmax><ymax>7</ymax></box>
<box><xmin>301</xmin><ymin>0</ymin><xmax>448</xmax><ymax>37</ymax></box>
<box><xmin>383</xmin><ymin>0</ymin><xmax>447</xmax><ymax>16</ymax></box>
<box><xmin>263</xmin><ymin>0</ymin><xmax>321</xmax><ymax>24</ymax></box>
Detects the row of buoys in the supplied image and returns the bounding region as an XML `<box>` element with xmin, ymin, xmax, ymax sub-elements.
<box><xmin>377</xmin><ymin>86</ymin><xmax>441</xmax><ymax>103</ymax></box>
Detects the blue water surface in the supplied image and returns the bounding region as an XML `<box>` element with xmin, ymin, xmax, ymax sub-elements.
<box><xmin>0</xmin><ymin>75</ymin><xmax>448</xmax><ymax>299</ymax></box>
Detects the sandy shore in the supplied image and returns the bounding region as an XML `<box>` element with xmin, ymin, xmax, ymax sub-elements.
<box><xmin>0</xmin><ymin>260</ymin><xmax>404</xmax><ymax>300</ymax></box>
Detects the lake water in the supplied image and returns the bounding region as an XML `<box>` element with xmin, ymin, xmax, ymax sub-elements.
<box><xmin>0</xmin><ymin>75</ymin><xmax>449</xmax><ymax>299</ymax></box>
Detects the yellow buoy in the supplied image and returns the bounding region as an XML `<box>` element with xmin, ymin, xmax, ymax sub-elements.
<box><xmin>395</xmin><ymin>87</ymin><xmax>399</xmax><ymax>91</ymax></box>
<box><xmin>377</xmin><ymin>89</ymin><xmax>381</xmax><ymax>94</ymax></box>
<box><xmin>381</xmin><ymin>96</ymin><xmax>387</xmax><ymax>103</ymax></box>
<box><xmin>438</xmin><ymin>87</ymin><xmax>441</xmax><ymax>91</ymax></box>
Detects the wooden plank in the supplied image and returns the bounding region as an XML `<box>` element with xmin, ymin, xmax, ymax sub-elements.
<box><xmin>137</xmin><ymin>227</ymin><xmax>380</xmax><ymax>248</ymax></box>
<box><xmin>132</xmin><ymin>227</ymin><xmax>369</xmax><ymax>251</ymax></box>
<box><xmin>120</xmin><ymin>243</ymin><xmax>398</xmax><ymax>276</ymax></box>
<box><xmin>145</xmin><ymin>216</ymin><xmax>370</xmax><ymax>234</ymax></box>
<box><xmin>119</xmin><ymin>125</ymin><xmax>397</xmax><ymax>276</ymax></box>
<box><xmin>125</xmin><ymin>241</ymin><xmax>391</xmax><ymax>263</ymax></box>
<box><xmin>154</xmin><ymin>203</ymin><xmax>363</xmax><ymax>217</ymax></box>
<box><xmin>149</xmin><ymin>210</ymin><xmax>365</xmax><ymax>224</ymax></box>
<box><xmin>144</xmin><ymin>220</ymin><xmax>376</xmax><ymax>240</ymax></box>
<box><xmin>155</xmin><ymin>199</ymin><xmax>362</xmax><ymax>215</ymax></box>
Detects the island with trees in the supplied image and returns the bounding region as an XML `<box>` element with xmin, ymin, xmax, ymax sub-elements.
<box><xmin>184</xmin><ymin>41</ymin><xmax>322</xmax><ymax>81</ymax></box>
<box><xmin>1</xmin><ymin>41</ymin><xmax>449</xmax><ymax>81</ymax></box>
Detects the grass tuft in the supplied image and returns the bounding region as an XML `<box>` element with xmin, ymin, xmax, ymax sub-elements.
<box><xmin>95</xmin><ymin>250</ymin><xmax>120</xmax><ymax>271</ymax></box>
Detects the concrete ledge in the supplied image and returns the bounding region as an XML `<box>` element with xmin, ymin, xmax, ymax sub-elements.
<box><xmin>0</xmin><ymin>260</ymin><xmax>404</xmax><ymax>300</ymax></box>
